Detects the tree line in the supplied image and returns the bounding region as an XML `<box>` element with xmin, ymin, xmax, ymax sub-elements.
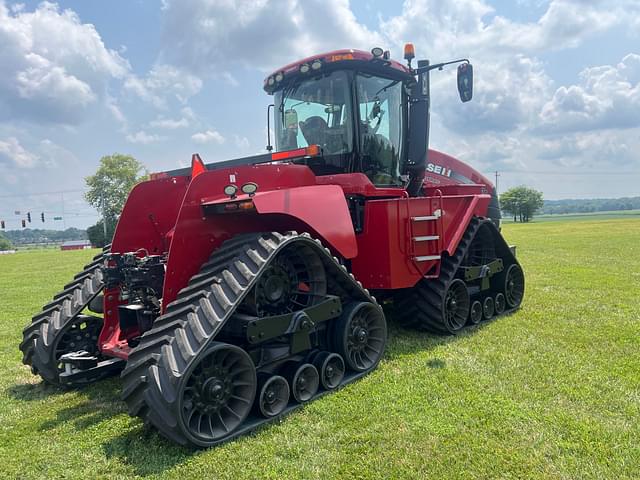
<box><xmin>541</xmin><ymin>197</ymin><xmax>640</xmax><ymax>215</ymax></box>
<box><xmin>2</xmin><ymin>227</ymin><xmax>87</xmax><ymax>245</ymax></box>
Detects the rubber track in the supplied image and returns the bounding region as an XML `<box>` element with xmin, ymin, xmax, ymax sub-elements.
<box><xmin>395</xmin><ymin>217</ymin><xmax>520</xmax><ymax>334</ymax></box>
<box><xmin>19</xmin><ymin>247</ymin><xmax>109</xmax><ymax>385</ymax></box>
<box><xmin>120</xmin><ymin>231</ymin><xmax>379</xmax><ymax>447</ymax></box>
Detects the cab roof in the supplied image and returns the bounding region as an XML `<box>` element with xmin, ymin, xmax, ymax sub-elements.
<box><xmin>263</xmin><ymin>49</ymin><xmax>413</xmax><ymax>94</ymax></box>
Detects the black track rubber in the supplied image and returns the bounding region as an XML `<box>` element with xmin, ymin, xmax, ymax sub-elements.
<box><xmin>395</xmin><ymin>217</ymin><xmax>522</xmax><ymax>334</ymax></box>
<box><xmin>121</xmin><ymin>231</ymin><xmax>383</xmax><ymax>447</ymax></box>
<box><xmin>19</xmin><ymin>249</ymin><xmax>108</xmax><ymax>385</ymax></box>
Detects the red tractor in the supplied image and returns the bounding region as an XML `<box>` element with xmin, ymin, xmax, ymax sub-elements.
<box><xmin>20</xmin><ymin>45</ymin><xmax>524</xmax><ymax>447</ymax></box>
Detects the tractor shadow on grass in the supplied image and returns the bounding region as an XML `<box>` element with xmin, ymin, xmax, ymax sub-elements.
<box><xmin>37</xmin><ymin>377</ymin><xmax>126</xmax><ymax>432</ymax></box>
<box><xmin>99</xmin><ymin>318</ymin><xmax>502</xmax><ymax>477</ymax></box>
<box><xmin>383</xmin><ymin>312</ymin><xmax>497</xmax><ymax>364</ymax></box>
<box><xmin>8</xmin><ymin>314</ymin><xmax>501</xmax><ymax>477</ymax></box>
<box><xmin>7</xmin><ymin>380</ymin><xmax>70</xmax><ymax>402</ymax></box>
<box><xmin>102</xmin><ymin>427</ymin><xmax>194</xmax><ymax>476</ymax></box>
<box><xmin>7</xmin><ymin>374</ymin><xmax>126</xmax><ymax>431</ymax></box>
<box><xmin>8</xmin><ymin>373</ymin><xmax>192</xmax><ymax>476</ymax></box>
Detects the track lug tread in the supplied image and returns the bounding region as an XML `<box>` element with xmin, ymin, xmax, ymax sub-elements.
<box><xmin>395</xmin><ymin>217</ymin><xmax>521</xmax><ymax>334</ymax></box>
<box><xmin>121</xmin><ymin>232</ymin><xmax>381</xmax><ymax>447</ymax></box>
<box><xmin>19</xmin><ymin>250</ymin><xmax>110</xmax><ymax>385</ymax></box>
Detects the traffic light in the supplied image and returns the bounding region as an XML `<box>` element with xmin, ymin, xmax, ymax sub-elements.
<box><xmin>0</xmin><ymin>220</ymin><xmax>4</xmax><ymax>229</ymax></box>
<box><xmin>41</xmin><ymin>212</ymin><xmax>45</xmax><ymax>222</ymax></box>
<box><xmin>27</xmin><ymin>212</ymin><xmax>31</xmax><ymax>223</ymax></box>
<box><xmin>21</xmin><ymin>219</ymin><xmax>26</xmax><ymax>228</ymax></box>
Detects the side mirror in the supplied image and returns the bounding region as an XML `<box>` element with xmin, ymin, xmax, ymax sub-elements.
<box><xmin>457</xmin><ymin>63</ymin><xmax>473</xmax><ymax>102</ymax></box>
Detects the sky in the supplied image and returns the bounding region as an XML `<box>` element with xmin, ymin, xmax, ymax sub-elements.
<box><xmin>0</xmin><ymin>0</ymin><xmax>639</xmax><ymax>230</ymax></box>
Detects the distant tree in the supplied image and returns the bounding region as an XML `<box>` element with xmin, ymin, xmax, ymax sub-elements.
<box><xmin>86</xmin><ymin>220</ymin><xmax>115</xmax><ymax>248</ymax></box>
<box><xmin>0</xmin><ymin>233</ymin><xmax>12</xmax><ymax>251</ymax></box>
<box><xmin>85</xmin><ymin>154</ymin><xmax>147</xmax><ymax>247</ymax></box>
<box><xmin>500</xmin><ymin>186</ymin><xmax>544</xmax><ymax>222</ymax></box>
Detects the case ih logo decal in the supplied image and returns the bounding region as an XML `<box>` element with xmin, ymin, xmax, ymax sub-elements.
<box><xmin>426</xmin><ymin>162</ymin><xmax>452</xmax><ymax>177</ymax></box>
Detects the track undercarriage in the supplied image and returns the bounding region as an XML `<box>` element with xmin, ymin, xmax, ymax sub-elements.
<box><xmin>19</xmin><ymin>219</ymin><xmax>523</xmax><ymax>447</ymax></box>
<box><xmin>395</xmin><ymin>217</ymin><xmax>524</xmax><ymax>334</ymax></box>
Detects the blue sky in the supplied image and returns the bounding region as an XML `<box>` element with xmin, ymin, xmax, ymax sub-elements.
<box><xmin>0</xmin><ymin>0</ymin><xmax>639</xmax><ymax>229</ymax></box>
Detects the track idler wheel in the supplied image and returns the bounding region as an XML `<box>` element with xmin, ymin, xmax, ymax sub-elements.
<box><xmin>494</xmin><ymin>293</ymin><xmax>506</xmax><ymax>315</ymax></box>
<box><xmin>333</xmin><ymin>302</ymin><xmax>387</xmax><ymax>373</ymax></box>
<box><xmin>178</xmin><ymin>343</ymin><xmax>256</xmax><ymax>445</ymax></box>
<box><xmin>285</xmin><ymin>363</ymin><xmax>319</xmax><ymax>403</ymax></box>
<box><xmin>443</xmin><ymin>279</ymin><xmax>470</xmax><ymax>332</ymax></box>
<box><xmin>312</xmin><ymin>352</ymin><xmax>345</xmax><ymax>390</ymax></box>
<box><xmin>257</xmin><ymin>374</ymin><xmax>290</xmax><ymax>418</ymax></box>
<box><xmin>469</xmin><ymin>300</ymin><xmax>483</xmax><ymax>325</ymax></box>
<box><xmin>504</xmin><ymin>264</ymin><xmax>525</xmax><ymax>308</ymax></box>
<box><xmin>483</xmin><ymin>296</ymin><xmax>495</xmax><ymax>320</ymax></box>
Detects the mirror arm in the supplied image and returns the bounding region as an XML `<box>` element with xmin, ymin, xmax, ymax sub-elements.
<box><xmin>414</xmin><ymin>58</ymin><xmax>469</xmax><ymax>75</ymax></box>
<box><xmin>266</xmin><ymin>103</ymin><xmax>274</xmax><ymax>152</ymax></box>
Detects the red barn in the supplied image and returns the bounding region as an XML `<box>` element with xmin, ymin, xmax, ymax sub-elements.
<box><xmin>60</xmin><ymin>240</ymin><xmax>92</xmax><ymax>251</ymax></box>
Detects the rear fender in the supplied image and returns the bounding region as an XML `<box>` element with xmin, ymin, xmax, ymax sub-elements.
<box><xmin>162</xmin><ymin>176</ymin><xmax>355</xmax><ymax>308</ymax></box>
<box><xmin>110</xmin><ymin>176</ymin><xmax>190</xmax><ymax>254</ymax></box>
<box><xmin>252</xmin><ymin>185</ymin><xmax>357</xmax><ymax>257</ymax></box>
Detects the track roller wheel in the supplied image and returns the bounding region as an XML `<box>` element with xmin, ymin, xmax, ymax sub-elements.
<box><xmin>504</xmin><ymin>264</ymin><xmax>525</xmax><ymax>308</ymax></box>
<box><xmin>285</xmin><ymin>363</ymin><xmax>319</xmax><ymax>403</ymax></box>
<box><xmin>333</xmin><ymin>302</ymin><xmax>386</xmax><ymax>373</ymax></box>
<box><xmin>178</xmin><ymin>343</ymin><xmax>256</xmax><ymax>445</ymax></box>
<box><xmin>250</xmin><ymin>244</ymin><xmax>327</xmax><ymax>316</ymax></box>
<box><xmin>443</xmin><ymin>279</ymin><xmax>470</xmax><ymax>332</ymax></box>
<box><xmin>312</xmin><ymin>352</ymin><xmax>345</xmax><ymax>390</ymax></box>
<box><xmin>483</xmin><ymin>297</ymin><xmax>495</xmax><ymax>320</ymax></box>
<box><xmin>469</xmin><ymin>300</ymin><xmax>483</xmax><ymax>325</ymax></box>
<box><xmin>494</xmin><ymin>293</ymin><xmax>506</xmax><ymax>315</ymax></box>
<box><xmin>256</xmin><ymin>375</ymin><xmax>290</xmax><ymax>418</ymax></box>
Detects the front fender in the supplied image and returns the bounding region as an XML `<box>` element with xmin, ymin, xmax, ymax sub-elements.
<box><xmin>252</xmin><ymin>185</ymin><xmax>357</xmax><ymax>259</ymax></box>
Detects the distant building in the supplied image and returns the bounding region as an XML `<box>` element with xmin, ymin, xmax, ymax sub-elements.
<box><xmin>60</xmin><ymin>240</ymin><xmax>92</xmax><ymax>251</ymax></box>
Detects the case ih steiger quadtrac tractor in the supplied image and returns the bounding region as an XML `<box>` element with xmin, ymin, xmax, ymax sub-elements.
<box><xmin>20</xmin><ymin>44</ymin><xmax>524</xmax><ymax>447</ymax></box>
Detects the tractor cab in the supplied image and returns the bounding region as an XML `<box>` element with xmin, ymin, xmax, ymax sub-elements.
<box><xmin>266</xmin><ymin>49</ymin><xmax>412</xmax><ymax>187</ymax></box>
<box><xmin>264</xmin><ymin>47</ymin><xmax>473</xmax><ymax>193</ymax></box>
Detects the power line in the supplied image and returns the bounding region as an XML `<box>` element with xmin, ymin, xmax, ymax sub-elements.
<box><xmin>0</xmin><ymin>188</ymin><xmax>86</xmax><ymax>199</ymax></box>
<box><xmin>484</xmin><ymin>170</ymin><xmax>640</xmax><ymax>176</ymax></box>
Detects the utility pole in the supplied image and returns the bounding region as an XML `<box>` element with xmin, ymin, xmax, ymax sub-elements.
<box><xmin>494</xmin><ymin>170</ymin><xmax>500</xmax><ymax>194</ymax></box>
<box><xmin>102</xmin><ymin>193</ymin><xmax>107</xmax><ymax>240</ymax></box>
<box><xmin>61</xmin><ymin>192</ymin><xmax>66</xmax><ymax>229</ymax></box>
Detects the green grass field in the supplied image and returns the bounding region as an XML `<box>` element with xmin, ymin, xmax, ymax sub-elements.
<box><xmin>503</xmin><ymin>209</ymin><xmax>640</xmax><ymax>223</ymax></box>
<box><xmin>1</xmin><ymin>218</ymin><xmax>639</xmax><ymax>479</ymax></box>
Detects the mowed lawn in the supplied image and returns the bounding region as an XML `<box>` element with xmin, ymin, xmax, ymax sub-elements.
<box><xmin>0</xmin><ymin>218</ymin><xmax>638</xmax><ymax>479</ymax></box>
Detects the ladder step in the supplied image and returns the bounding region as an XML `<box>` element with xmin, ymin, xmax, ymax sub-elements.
<box><xmin>413</xmin><ymin>235</ymin><xmax>440</xmax><ymax>241</ymax></box>
<box><xmin>412</xmin><ymin>215</ymin><xmax>438</xmax><ymax>221</ymax></box>
<box><xmin>414</xmin><ymin>255</ymin><xmax>441</xmax><ymax>262</ymax></box>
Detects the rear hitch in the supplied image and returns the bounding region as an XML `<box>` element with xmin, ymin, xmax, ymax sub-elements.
<box><xmin>60</xmin><ymin>350</ymin><xmax>98</xmax><ymax>371</ymax></box>
<box><xmin>59</xmin><ymin>351</ymin><xmax>125</xmax><ymax>385</ymax></box>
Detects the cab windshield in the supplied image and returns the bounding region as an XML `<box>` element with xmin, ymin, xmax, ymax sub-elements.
<box><xmin>273</xmin><ymin>69</ymin><xmax>406</xmax><ymax>185</ymax></box>
<box><xmin>274</xmin><ymin>71</ymin><xmax>353</xmax><ymax>174</ymax></box>
<box><xmin>356</xmin><ymin>74</ymin><xmax>404</xmax><ymax>186</ymax></box>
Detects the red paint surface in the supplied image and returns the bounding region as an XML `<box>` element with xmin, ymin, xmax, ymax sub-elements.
<box><xmin>100</xmin><ymin>148</ymin><xmax>495</xmax><ymax>357</ymax></box>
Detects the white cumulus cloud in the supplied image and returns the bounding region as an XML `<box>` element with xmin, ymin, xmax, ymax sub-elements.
<box><xmin>0</xmin><ymin>137</ymin><xmax>38</xmax><ymax>168</ymax></box>
<box><xmin>126</xmin><ymin>130</ymin><xmax>164</xmax><ymax>144</ymax></box>
<box><xmin>0</xmin><ymin>1</ymin><xmax>129</xmax><ymax>124</ymax></box>
<box><xmin>539</xmin><ymin>53</ymin><xmax>640</xmax><ymax>133</ymax></box>
<box><xmin>192</xmin><ymin>129</ymin><xmax>225</xmax><ymax>144</ymax></box>
<box><xmin>159</xmin><ymin>0</ymin><xmax>381</xmax><ymax>73</ymax></box>
<box><xmin>124</xmin><ymin>64</ymin><xmax>202</xmax><ymax>109</ymax></box>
